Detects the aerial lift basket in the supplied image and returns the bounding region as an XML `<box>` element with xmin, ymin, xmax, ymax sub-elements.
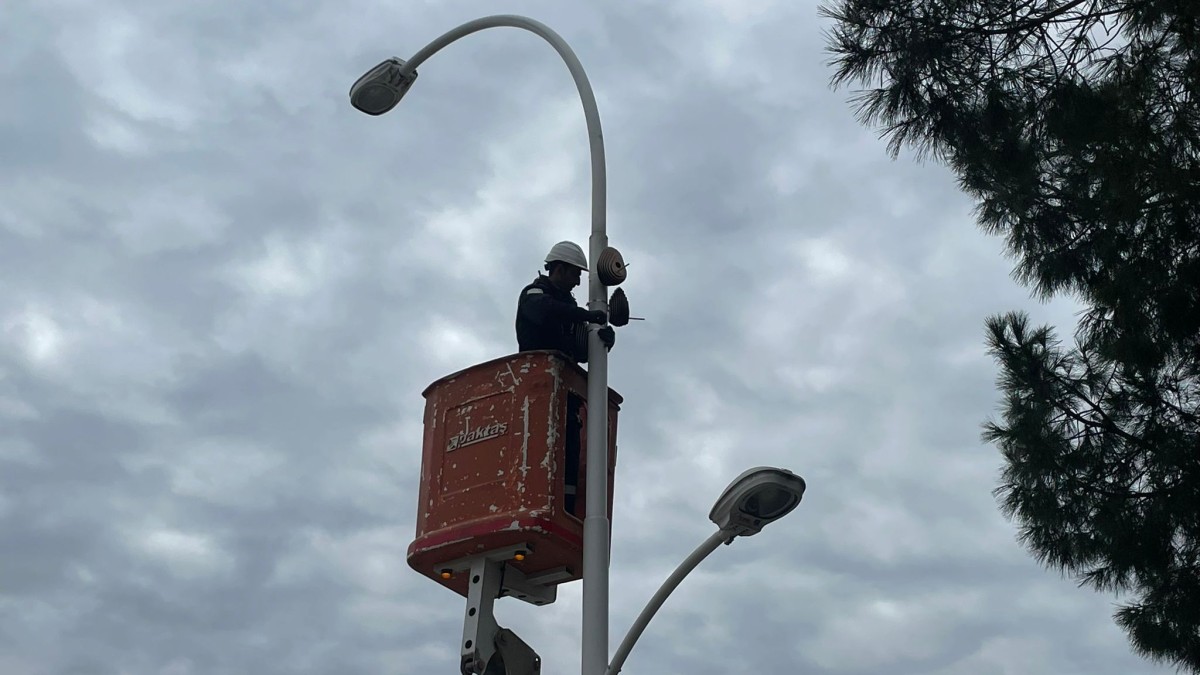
<box><xmin>408</xmin><ymin>350</ymin><xmax>621</xmax><ymax>603</ymax></box>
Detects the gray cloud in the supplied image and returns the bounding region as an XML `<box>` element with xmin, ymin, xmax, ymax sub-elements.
<box><xmin>0</xmin><ymin>0</ymin><xmax>1161</xmax><ymax>674</ymax></box>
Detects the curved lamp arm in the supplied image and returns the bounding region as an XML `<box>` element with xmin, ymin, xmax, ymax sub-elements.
<box><xmin>399</xmin><ymin>14</ymin><xmax>608</xmax><ymax>280</ymax></box>
<box><xmin>606</xmin><ymin>529</ymin><xmax>733</xmax><ymax>675</ymax></box>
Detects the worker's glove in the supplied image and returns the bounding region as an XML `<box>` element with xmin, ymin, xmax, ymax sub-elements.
<box><xmin>585</xmin><ymin>310</ymin><xmax>608</xmax><ymax>325</ymax></box>
<box><xmin>598</xmin><ymin>325</ymin><xmax>616</xmax><ymax>351</ymax></box>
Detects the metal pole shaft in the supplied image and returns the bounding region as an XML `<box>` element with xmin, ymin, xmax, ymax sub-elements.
<box><xmin>582</xmin><ymin>319</ymin><xmax>609</xmax><ymax>675</ymax></box>
<box><xmin>397</xmin><ymin>16</ymin><xmax>611</xmax><ymax>675</ymax></box>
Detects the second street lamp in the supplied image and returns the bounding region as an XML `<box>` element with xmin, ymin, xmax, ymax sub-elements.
<box><xmin>606</xmin><ymin>467</ymin><xmax>808</xmax><ymax>675</ymax></box>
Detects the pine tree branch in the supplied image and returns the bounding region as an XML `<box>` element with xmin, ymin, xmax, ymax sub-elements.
<box><xmin>1057</xmin><ymin>376</ymin><xmax>1151</xmax><ymax>448</ymax></box>
<box><xmin>974</xmin><ymin>0</ymin><xmax>1101</xmax><ymax>37</ymax></box>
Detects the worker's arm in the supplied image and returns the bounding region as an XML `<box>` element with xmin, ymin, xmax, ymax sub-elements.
<box><xmin>519</xmin><ymin>288</ymin><xmax>604</xmax><ymax>325</ymax></box>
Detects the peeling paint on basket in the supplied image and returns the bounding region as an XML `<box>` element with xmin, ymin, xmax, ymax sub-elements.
<box><xmin>520</xmin><ymin>395</ymin><xmax>531</xmax><ymax>481</ymax></box>
<box><xmin>498</xmin><ymin>361</ymin><xmax>522</xmax><ymax>390</ymax></box>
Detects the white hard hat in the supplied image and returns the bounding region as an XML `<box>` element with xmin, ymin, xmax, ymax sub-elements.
<box><xmin>544</xmin><ymin>240</ymin><xmax>588</xmax><ymax>271</ymax></box>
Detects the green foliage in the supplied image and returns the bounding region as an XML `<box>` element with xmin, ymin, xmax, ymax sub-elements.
<box><xmin>820</xmin><ymin>0</ymin><xmax>1200</xmax><ymax>669</ymax></box>
<box><xmin>983</xmin><ymin>312</ymin><xmax>1198</xmax><ymax>668</ymax></box>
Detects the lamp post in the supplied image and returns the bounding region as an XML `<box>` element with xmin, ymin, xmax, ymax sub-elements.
<box><xmin>349</xmin><ymin>18</ymin><xmax>810</xmax><ymax>675</ymax></box>
<box><xmin>347</xmin><ymin>15</ymin><xmax>613</xmax><ymax>675</ymax></box>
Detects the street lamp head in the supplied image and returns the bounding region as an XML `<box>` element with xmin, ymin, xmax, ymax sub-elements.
<box><xmin>349</xmin><ymin>58</ymin><xmax>419</xmax><ymax>116</ymax></box>
<box><xmin>708</xmin><ymin>466</ymin><xmax>806</xmax><ymax>539</ymax></box>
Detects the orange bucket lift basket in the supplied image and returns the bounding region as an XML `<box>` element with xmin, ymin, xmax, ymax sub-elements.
<box><xmin>408</xmin><ymin>349</ymin><xmax>621</xmax><ymax>605</ymax></box>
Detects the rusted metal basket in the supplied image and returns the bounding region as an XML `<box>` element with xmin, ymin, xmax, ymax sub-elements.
<box><xmin>408</xmin><ymin>350</ymin><xmax>621</xmax><ymax>600</ymax></box>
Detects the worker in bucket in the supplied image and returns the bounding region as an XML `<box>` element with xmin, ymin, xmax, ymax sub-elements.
<box><xmin>515</xmin><ymin>240</ymin><xmax>615</xmax><ymax>363</ymax></box>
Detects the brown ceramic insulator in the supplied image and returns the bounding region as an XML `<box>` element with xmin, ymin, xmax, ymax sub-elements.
<box><xmin>608</xmin><ymin>288</ymin><xmax>630</xmax><ymax>326</ymax></box>
<box><xmin>596</xmin><ymin>246</ymin><xmax>627</xmax><ymax>286</ymax></box>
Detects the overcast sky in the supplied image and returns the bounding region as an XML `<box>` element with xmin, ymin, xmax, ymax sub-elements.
<box><xmin>0</xmin><ymin>1</ymin><xmax>1166</xmax><ymax>674</ymax></box>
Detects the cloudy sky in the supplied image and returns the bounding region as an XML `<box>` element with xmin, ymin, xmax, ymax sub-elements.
<box><xmin>0</xmin><ymin>1</ymin><xmax>1166</xmax><ymax>674</ymax></box>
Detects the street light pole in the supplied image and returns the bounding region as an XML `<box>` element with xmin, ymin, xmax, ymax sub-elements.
<box><xmin>350</xmin><ymin>18</ymin><xmax>813</xmax><ymax>675</ymax></box>
<box><xmin>350</xmin><ymin>16</ymin><xmax>612</xmax><ymax>675</ymax></box>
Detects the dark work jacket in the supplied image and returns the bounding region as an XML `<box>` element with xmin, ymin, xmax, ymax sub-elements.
<box><xmin>516</xmin><ymin>275</ymin><xmax>591</xmax><ymax>362</ymax></box>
